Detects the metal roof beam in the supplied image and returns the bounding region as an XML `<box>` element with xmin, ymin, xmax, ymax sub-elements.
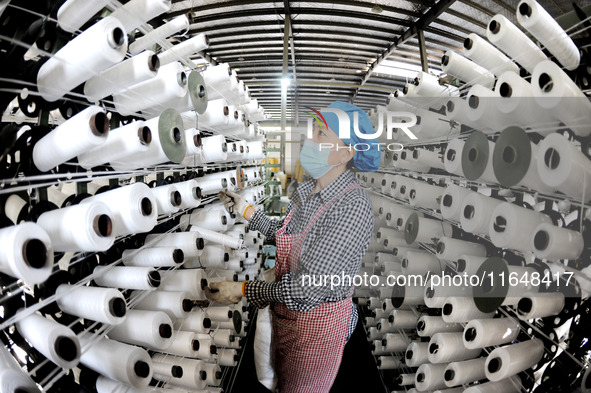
<box><xmin>352</xmin><ymin>0</ymin><xmax>459</xmax><ymax>102</ymax></box>
<box><xmin>169</xmin><ymin>0</ymin><xmax>422</xmax><ymax>18</ymax></box>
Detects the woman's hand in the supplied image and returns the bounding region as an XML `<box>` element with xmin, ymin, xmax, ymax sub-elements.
<box><xmin>218</xmin><ymin>190</ymin><xmax>253</xmax><ymax>219</ymax></box>
<box><xmin>205</xmin><ymin>281</ymin><xmax>244</xmax><ymax>305</ymax></box>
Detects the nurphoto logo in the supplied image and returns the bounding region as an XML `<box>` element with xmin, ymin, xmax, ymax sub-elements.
<box><xmin>306</xmin><ymin>106</ymin><xmax>418</xmax><ymax>152</ymax></box>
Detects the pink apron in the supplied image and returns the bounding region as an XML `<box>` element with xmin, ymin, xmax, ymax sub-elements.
<box><xmin>271</xmin><ymin>184</ymin><xmax>360</xmax><ymax>393</ymax></box>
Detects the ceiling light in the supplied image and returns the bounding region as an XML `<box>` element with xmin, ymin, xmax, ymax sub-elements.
<box><xmin>356</xmin><ymin>70</ymin><xmax>362</xmax><ymax>73</ymax></box>
<box><xmin>281</xmin><ymin>77</ymin><xmax>291</xmax><ymax>88</ymax></box>
<box><xmin>338</xmin><ymin>57</ymin><xmax>346</xmax><ymax>62</ymax></box>
<box><xmin>238</xmin><ymin>56</ymin><xmax>244</xmax><ymax>61</ymax></box>
<box><xmin>234</xmin><ymin>68</ymin><xmax>240</xmax><ymax>72</ymax></box>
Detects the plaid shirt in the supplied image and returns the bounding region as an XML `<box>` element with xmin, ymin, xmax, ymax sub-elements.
<box><xmin>245</xmin><ymin>170</ymin><xmax>374</xmax><ymax>339</ymax></box>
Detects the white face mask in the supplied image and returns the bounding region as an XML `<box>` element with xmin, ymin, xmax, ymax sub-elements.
<box><xmin>299</xmin><ymin>140</ymin><xmax>336</xmax><ymax>179</ymax></box>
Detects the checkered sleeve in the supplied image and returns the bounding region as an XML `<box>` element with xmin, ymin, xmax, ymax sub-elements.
<box><xmin>244</xmin><ymin>280</ymin><xmax>283</xmax><ymax>309</ymax></box>
<box><xmin>247</xmin><ymin>199</ymin><xmax>295</xmax><ymax>241</ymax></box>
<box><xmin>281</xmin><ymin>194</ymin><xmax>374</xmax><ymax>312</ymax></box>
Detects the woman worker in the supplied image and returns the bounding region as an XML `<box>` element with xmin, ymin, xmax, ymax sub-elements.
<box><xmin>205</xmin><ymin>101</ymin><xmax>380</xmax><ymax>393</ymax></box>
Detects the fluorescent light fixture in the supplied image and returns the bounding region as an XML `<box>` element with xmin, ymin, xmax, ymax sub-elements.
<box><xmin>281</xmin><ymin>77</ymin><xmax>291</xmax><ymax>88</ymax></box>
<box><xmin>373</xmin><ymin>59</ymin><xmax>441</xmax><ymax>79</ymax></box>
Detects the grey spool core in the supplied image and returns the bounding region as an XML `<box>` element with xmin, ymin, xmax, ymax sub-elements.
<box><xmin>194</xmin><ymin>186</ymin><xmax>203</xmax><ymax>199</ymax></box>
<box><xmin>404</xmin><ymin>212</ymin><xmax>419</xmax><ymax>244</ymax></box>
<box><xmin>221</xmin><ymin>215</ymin><xmax>227</xmax><ymax>225</ymax></box>
<box><xmin>474</xmin><ymin>257</ymin><xmax>511</xmax><ymax>312</ymax></box>
<box><xmin>425</xmin><ymin>286</ymin><xmax>435</xmax><ymax>299</ymax></box>
<box><xmin>210</xmin><ymin>345</ymin><xmax>217</xmax><ymax>354</ymax></box>
<box><xmin>409</xmin><ymin>189</ymin><xmax>417</xmax><ymax>200</ymax></box>
<box><xmin>400</xmin><ymin>185</ymin><xmax>406</xmax><ymax>194</ymax></box>
<box><xmin>401</xmin><ymin>259</ymin><xmax>408</xmax><ymax>268</ymax></box>
<box><xmin>376</xmin><ymin>323</ymin><xmax>382</xmax><ymax>331</ymax></box>
<box><xmin>191</xmin><ymin>340</ymin><xmax>200</xmax><ymax>351</ymax></box>
<box><xmin>464</xmin><ymin>205</ymin><xmax>475</xmax><ymax>219</ymax></box>
<box><xmin>493</xmin><ymin>215</ymin><xmax>507</xmax><ymax>233</ymax></box>
<box><xmin>376</xmin><ymin>231</ymin><xmax>382</xmax><ymax>239</ymax></box>
<box><xmin>173</xmin><ymin>249</ymin><xmax>184</xmax><ymax>263</ymax></box>
<box><xmin>227</xmin><ymin>310</ymin><xmax>234</xmax><ymax>318</ymax></box>
<box><xmin>134</xmin><ymin>361</ymin><xmax>150</xmax><ymax>378</ymax></box>
<box><xmin>493</xmin><ymin>126</ymin><xmax>532</xmax><ymax>187</ymax></box>
<box><xmin>182</xmin><ymin>299</ymin><xmax>193</xmax><ymax>312</ymax></box>
<box><xmin>224</xmin><ymin>253</ymin><xmax>230</xmax><ymax>262</ymax></box>
<box><xmin>401</xmin><ymin>151</ymin><xmax>407</xmax><ymax>159</ymax></box>
<box><xmin>429</xmin><ymin>343</ymin><xmax>439</xmax><ymax>354</ymax></box>
<box><xmin>406</xmin><ymin>350</ymin><xmax>413</xmax><ymax>359</ymax></box>
<box><xmin>518</xmin><ymin>297</ymin><xmax>533</xmax><ymax>315</ymax></box>
<box><xmin>385</xmin><ymin>213</ymin><xmax>392</xmax><ymax>221</ymax></box>
<box><xmin>172</xmin><ymin>127</ymin><xmax>182</xmax><ymax>143</ymax></box>
<box><xmin>446</xmin><ymin>148</ymin><xmax>456</xmax><ymax>162</ymax></box>
<box><xmin>199</xmin><ymin>371</ymin><xmax>207</xmax><ymax>380</ymax></box>
<box><xmin>22</xmin><ymin>238</ymin><xmax>47</xmax><ymax>269</ymax></box>
<box><xmin>216</xmin><ymin>371</ymin><xmax>223</xmax><ymax>379</ymax></box>
<box><xmin>462</xmin><ymin>131</ymin><xmax>490</xmax><ymax>180</ymax></box>
<box><xmin>417</xmin><ymin>320</ymin><xmax>425</xmax><ymax>331</ymax></box>
<box><xmin>544</xmin><ymin>148</ymin><xmax>560</xmax><ymax>169</ymax></box>
<box><xmin>199</xmin><ymin>85</ymin><xmax>206</xmax><ymax>98</ymax></box>
<box><xmin>178</xmin><ymin>71</ymin><xmax>187</xmax><ymax>87</ymax></box>
<box><xmin>197</xmin><ymin>238</ymin><xmax>205</xmax><ymax>250</ymax></box>
<box><xmin>457</xmin><ymin>259</ymin><xmax>466</xmax><ymax>272</ymax></box>
<box><xmin>442</xmin><ymin>194</ymin><xmax>453</xmax><ymax>207</ymax></box>
<box><xmin>223</xmin><ymin>106</ymin><xmax>229</xmax><ymax>116</ymax></box>
<box><xmin>172</xmin><ymin>365</ymin><xmax>183</xmax><ymax>378</ymax></box>
<box><xmin>203</xmin><ymin>318</ymin><xmax>212</xmax><ymax>329</ymax></box>
<box><xmin>159</xmin><ymin>324</ymin><xmax>172</xmax><ymax>338</ymax></box>
<box><xmin>171</xmin><ymin>191</ymin><xmax>182</xmax><ymax>206</ymax></box>
<box><xmin>391</xmin><ymin>286</ymin><xmax>405</xmax><ymax>308</ymax></box>
<box><xmin>200</xmin><ymin>278</ymin><xmax>208</xmax><ymax>289</ymax></box>
<box><xmin>499</xmin><ymin>82</ymin><xmax>512</xmax><ymax>97</ymax></box>
<box><xmin>488</xmin><ymin>357</ymin><xmax>502</xmax><ymax>373</ymax></box>
<box><xmin>417</xmin><ymin>373</ymin><xmax>425</xmax><ymax>383</ymax></box>
<box><xmin>108</xmin><ymin>27</ymin><xmax>125</xmax><ymax>48</ymax></box>
<box><xmin>443</xmin><ymin>303</ymin><xmax>453</xmax><ymax>315</ymax></box>
<box><xmin>446</xmin><ymin>100</ymin><xmax>455</xmax><ymax>112</ymax></box>
<box><xmin>445</xmin><ymin>369</ymin><xmax>455</xmax><ymax>381</ymax></box>
<box><xmin>539</xmin><ymin>73</ymin><xmax>553</xmax><ymax>92</ymax></box>
<box><xmin>140</xmin><ymin>197</ymin><xmax>153</xmax><ymax>216</ymax></box>
<box><xmin>148</xmin><ymin>271</ymin><xmax>161</xmax><ymax>288</ymax></box>
<box><xmin>437</xmin><ymin>242</ymin><xmax>445</xmax><ymax>254</ymax></box>
<box><xmin>138</xmin><ymin>126</ymin><xmax>152</xmax><ymax>145</ymax></box>
<box><xmin>519</xmin><ymin>2</ymin><xmax>533</xmax><ymax>17</ymax></box>
<box><xmin>193</xmin><ymin>134</ymin><xmax>202</xmax><ymax>148</ymax></box>
<box><xmin>489</xmin><ymin>19</ymin><xmax>501</xmax><ymax>34</ymax></box>
<box><xmin>465</xmin><ymin>327</ymin><xmax>477</xmax><ymax>342</ymax></box>
<box><xmin>229</xmin><ymin>335</ymin><xmax>235</xmax><ymax>342</ymax></box>
<box><xmin>403</xmin><ymin>85</ymin><xmax>409</xmax><ymax>94</ymax></box>
<box><xmin>221</xmin><ymin>143</ymin><xmax>228</xmax><ymax>153</ymax></box>
<box><xmin>464</xmin><ymin>37</ymin><xmax>473</xmax><ymax>50</ymax></box>
<box><xmin>93</xmin><ymin>214</ymin><xmax>112</xmax><ymax>237</ymax></box>
<box><xmin>376</xmin><ymin>358</ymin><xmax>382</xmax><ymax>367</ymax></box>
<box><xmin>109</xmin><ymin>297</ymin><xmax>126</xmax><ymax>317</ymax></box>
<box><xmin>388</xmin><ymin>314</ymin><xmax>394</xmax><ymax>323</ymax></box>
<box><xmin>442</xmin><ymin>55</ymin><xmax>449</xmax><ymax>66</ymax></box>
<box><xmin>159</xmin><ymin>109</ymin><xmax>186</xmax><ymax>163</ymax></box>
<box><xmin>468</xmin><ymin>95</ymin><xmax>480</xmax><ymax>109</ymax></box>
<box><xmin>148</xmin><ymin>54</ymin><xmax>160</xmax><ymax>72</ymax></box>
<box><xmin>534</xmin><ymin>230</ymin><xmax>550</xmax><ymax>251</ymax></box>
<box><xmin>415</xmin><ymin>116</ymin><xmax>422</xmax><ymax>125</ymax></box>
<box><xmin>54</xmin><ymin>336</ymin><xmax>78</xmax><ymax>361</ymax></box>
<box><xmin>90</xmin><ymin>112</ymin><xmax>109</xmax><ymax>136</ymax></box>
<box><xmin>382</xmin><ymin>179</ymin><xmax>387</xmax><ymax>186</ymax></box>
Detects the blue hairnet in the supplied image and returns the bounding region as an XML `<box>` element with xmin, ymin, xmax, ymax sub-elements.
<box><xmin>320</xmin><ymin>101</ymin><xmax>381</xmax><ymax>172</ymax></box>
